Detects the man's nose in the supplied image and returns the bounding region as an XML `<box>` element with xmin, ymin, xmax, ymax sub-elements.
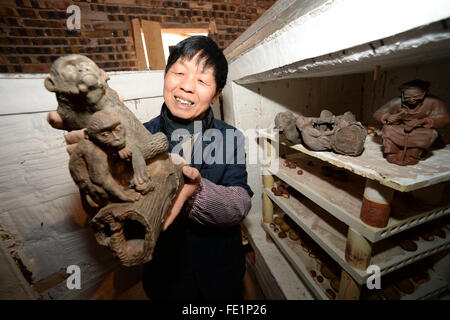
<box><xmin>180</xmin><ymin>76</ymin><xmax>195</xmax><ymax>93</ymax></box>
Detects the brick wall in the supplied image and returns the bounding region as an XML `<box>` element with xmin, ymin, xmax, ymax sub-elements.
<box><xmin>0</xmin><ymin>0</ymin><xmax>276</xmax><ymax>73</ymax></box>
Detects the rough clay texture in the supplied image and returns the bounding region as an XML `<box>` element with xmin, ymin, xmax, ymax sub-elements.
<box><xmin>283</xmin><ymin>109</ymin><xmax>368</xmax><ymax>156</ymax></box>
<box><xmin>46</xmin><ymin>54</ymin><xmax>184</xmax><ymax>266</ymax></box>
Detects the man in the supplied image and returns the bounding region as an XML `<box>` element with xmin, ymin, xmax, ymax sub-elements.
<box><xmin>373</xmin><ymin>79</ymin><xmax>449</xmax><ymax>166</ymax></box>
<box><xmin>48</xmin><ymin>36</ymin><xmax>253</xmax><ymax>299</ymax></box>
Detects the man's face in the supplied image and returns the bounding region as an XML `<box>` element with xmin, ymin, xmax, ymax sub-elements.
<box><xmin>402</xmin><ymin>88</ymin><xmax>426</xmax><ymax>109</ymax></box>
<box><xmin>163</xmin><ymin>53</ymin><xmax>221</xmax><ymax>121</ymax></box>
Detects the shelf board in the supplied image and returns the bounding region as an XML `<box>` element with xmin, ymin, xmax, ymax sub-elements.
<box><xmin>261</xmin><ymin>220</ymin><xmax>332</xmax><ymax>300</ymax></box>
<box><xmin>243</xmin><ymin>210</ymin><xmax>314</xmax><ymax>299</ymax></box>
<box><xmin>400</xmin><ymin>269</ymin><xmax>449</xmax><ymax>300</ymax></box>
<box><xmin>266</xmin><ymin>151</ymin><xmax>450</xmax><ymax>243</ymax></box>
<box><xmin>259</xmin><ymin>128</ymin><xmax>450</xmax><ymax>192</ymax></box>
<box><xmin>264</xmin><ymin>187</ymin><xmax>450</xmax><ymax>285</ymax></box>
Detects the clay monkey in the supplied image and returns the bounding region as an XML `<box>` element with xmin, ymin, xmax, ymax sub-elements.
<box><xmin>69</xmin><ymin>110</ymin><xmax>141</xmax><ymax>209</ymax></box>
<box><xmin>45</xmin><ymin>54</ymin><xmax>169</xmax><ymax>189</ymax></box>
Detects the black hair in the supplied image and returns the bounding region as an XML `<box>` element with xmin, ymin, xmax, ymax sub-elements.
<box><xmin>399</xmin><ymin>79</ymin><xmax>430</xmax><ymax>92</ymax></box>
<box><xmin>165</xmin><ymin>36</ymin><xmax>228</xmax><ymax>95</ymax></box>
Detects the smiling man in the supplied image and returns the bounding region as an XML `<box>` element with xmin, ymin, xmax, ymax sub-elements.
<box><xmin>48</xmin><ymin>36</ymin><xmax>253</xmax><ymax>300</ymax></box>
<box><xmin>141</xmin><ymin>36</ymin><xmax>253</xmax><ymax>300</ymax></box>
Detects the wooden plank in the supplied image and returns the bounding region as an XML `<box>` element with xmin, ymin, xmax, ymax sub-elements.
<box><xmin>266</xmin><ymin>151</ymin><xmax>450</xmax><ymax>242</ymax></box>
<box><xmin>261</xmin><ymin>221</ymin><xmax>330</xmax><ymax>299</ymax></box>
<box><xmin>242</xmin><ymin>210</ymin><xmax>313</xmax><ymax>299</ymax></box>
<box><xmin>142</xmin><ymin>20</ymin><xmax>166</xmax><ymax>71</ymax></box>
<box><xmin>260</xmin><ymin>128</ymin><xmax>450</xmax><ymax>192</ymax></box>
<box><xmin>131</xmin><ymin>18</ymin><xmax>147</xmax><ymax>71</ymax></box>
<box><xmin>264</xmin><ymin>186</ymin><xmax>450</xmax><ymax>284</ymax></box>
<box><xmin>0</xmin><ymin>240</ymin><xmax>38</xmax><ymax>299</ymax></box>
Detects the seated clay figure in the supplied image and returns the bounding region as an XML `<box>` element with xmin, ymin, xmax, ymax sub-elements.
<box><xmin>373</xmin><ymin>79</ymin><xmax>450</xmax><ymax>166</ymax></box>
<box><xmin>274</xmin><ymin>111</ymin><xmax>302</xmax><ymax>144</ymax></box>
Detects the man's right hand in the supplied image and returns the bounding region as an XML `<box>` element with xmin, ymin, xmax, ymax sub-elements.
<box><xmin>381</xmin><ymin>110</ymin><xmax>406</xmax><ymax>124</ymax></box>
<box><xmin>47</xmin><ymin>111</ymin><xmax>85</xmax><ymax>155</ymax></box>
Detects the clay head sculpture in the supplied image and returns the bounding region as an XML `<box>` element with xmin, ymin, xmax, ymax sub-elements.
<box><xmin>373</xmin><ymin>79</ymin><xmax>450</xmax><ymax>166</ymax></box>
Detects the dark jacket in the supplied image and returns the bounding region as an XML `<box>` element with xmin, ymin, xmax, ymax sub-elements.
<box><xmin>142</xmin><ymin>106</ymin><xmax>253</xmax><ymax>300</ymax></box>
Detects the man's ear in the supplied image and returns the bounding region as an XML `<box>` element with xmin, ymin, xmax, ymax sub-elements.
<box><xmin>211</xmin><ymin>89</ymin><xmax>222</xmax><ymax>104</ymax></box>
<box><xmin>44</xmin><ymin>76</ymin><xmax>56</xmax><ymax>92</ymax></box>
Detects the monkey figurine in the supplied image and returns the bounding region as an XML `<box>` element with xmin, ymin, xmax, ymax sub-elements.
<box><xmin>69</xmin><ymin>110</ymin><xmax>143</xmax><ymax>210</ymax></box>
<box><xmin>45</xmin><ymin>54</ymin><xmax>168</xmax><ymax>190</ymax></box>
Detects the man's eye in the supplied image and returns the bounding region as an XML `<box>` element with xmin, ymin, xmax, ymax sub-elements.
<box><xmin>101</xmin><ymin>132</ymin><xmax>109</xmax><ymax>137</ymax></box>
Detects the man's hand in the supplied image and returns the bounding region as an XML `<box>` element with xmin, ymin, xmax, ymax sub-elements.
<box><xmin>381</xmin><ymin>110</ymin><xmax>406</xmax><ymax>124</ymax></box>
<box><xmin>162</xmin><ymin>166</ymin><xmax>202</xmax><ymax>231</ymax></box>
<box><xmin>47</xmin><ymin>111</ymin><xmax>85</xmax><ymax>154</ymax></box>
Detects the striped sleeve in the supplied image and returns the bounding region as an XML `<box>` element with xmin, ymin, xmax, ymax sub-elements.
<box><xmin>184</xmin><ymin>178</ymin><xmax>251</xmax><ymax>226</ymax></box>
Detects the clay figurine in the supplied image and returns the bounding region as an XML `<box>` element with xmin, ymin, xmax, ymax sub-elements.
<box><xmin>69</xmin><ymin>110</ymin><xmax>142</xmax><ymax>209</ymax></box>
<box><xmin>296</xmin><ymin>110</ymin><xmax>367</xmax><ymax>156</ymax></box>
<box><xmin>274</xmin><ymin>111</ymin><xmax>302</xmax><ymax>144</ymax></box>
<box><xmin>46</xmin><ymin>55</ymin><xmax>185</xmax><ymax>266</ymax></box>
<box><xmin>45</xmin><ymin>54</ymin><xmax>169</xmax><ymax>191</ymax></box>
<box><xmin>373</xmin><ymin>79</ymin><xmax>450</xmax><ymax>166</ymax></box>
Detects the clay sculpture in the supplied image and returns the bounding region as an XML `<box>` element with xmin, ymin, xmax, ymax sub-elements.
<box><xmin>373</xmin><ymin>79</ymin><xmax>450</xmax><ymax>166</ymax></box>
<box><xmin>274</xmin><ymin>111</ymin><xmax>302</xmax><ymax>144</ymax></box>
<box><xmin>45</xmin><ymin>54</ymin><xmax>184</xmax><ymax>266</ymax></box>
<box><xmin>296</xmin><ymin>110</ymin><xmax>367</xmax><ymax>156</ymax></box>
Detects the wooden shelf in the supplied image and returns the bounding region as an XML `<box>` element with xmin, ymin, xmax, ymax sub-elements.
<box><xmin>261</xmin><ymin>220</ymin><xmax>332</xmax><ymax>300</ymax></box>
<box><xmin>264</xmin><ymin>187</ymin><xmax>450</xmax><ymax>285</ymax></box>
<box><xmin>266</xmin><ymin>152</ymin><xmax>450</xmax><ymax>243</ymax></box>
<box><xmin>242</xmin><ymin>210</ymin><xmax>315</xmax><ymax>300</ymax></box>
<box><xmin>259</xmin><ymin>128</ymin><xmax>450</xmax><ymax>192</ymax></box>
<box><xmin>399</xmin><ymin>269</ymin><xmax>449</xmax><ymax>300</ymax></box>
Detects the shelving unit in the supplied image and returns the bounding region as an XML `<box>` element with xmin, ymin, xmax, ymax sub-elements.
<box><xmin>222</xmin><ymin>0</ymin><xmax>450</xmax><ymax>301</ymax></box>
<box><xmin>263</xmin><ymin>186</ymin><xmax>449</xmax><ymax>284</ymax></box>
<box><xmin>260</xmin><ymin>135</ymin><xmax>450</xmax><ymax>242</ymax></box>
<box><xmin>260</xmin><ymin>131</ymin><xmax>450</xmax><ymax>299</ymax></box>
